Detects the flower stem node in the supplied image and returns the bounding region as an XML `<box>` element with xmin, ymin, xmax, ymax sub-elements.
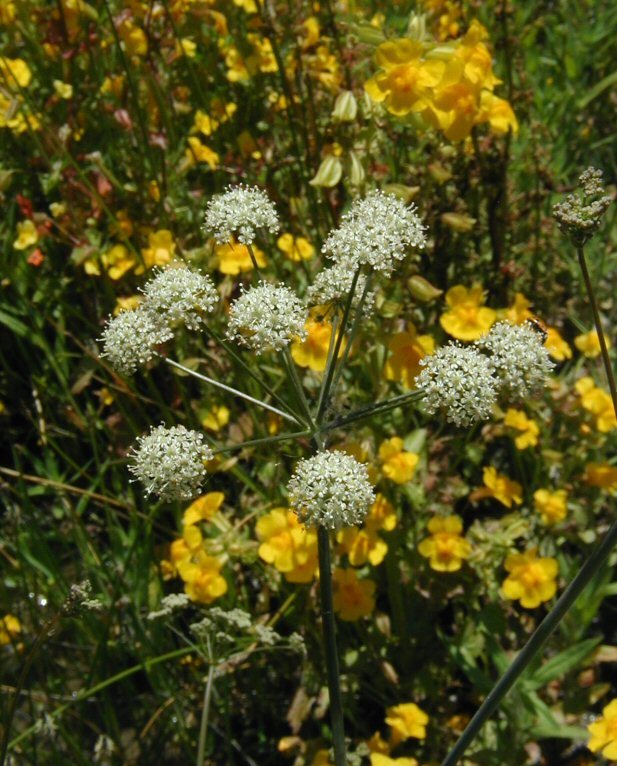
<box><xmin>287</xmin><ymin>450</ymin><xmax>375</xmax><ymax>530</ymax></box>
<box><xmin>129</xmin><ymin>424</ymin><xmax>213</xmax><ymax>501</ymax></box>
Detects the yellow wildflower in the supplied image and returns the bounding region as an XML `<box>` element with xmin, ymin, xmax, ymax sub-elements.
<box><xmin>533</xmin><ymin>489</ymin><xmax>567</xmax><ymax>525</ymax></box>
<box><xmin>452</xmin><ymin>20</ymin><xmax>501</xmax><ymax>90</ymax></box>
<box><xmin>100</xmin><ymin>74</ymin><xmax>126</xmax><ymax>99</ymax></box>
<box><xmin>478</xmin><ymin>91</ymin><xmax>518</xmax><ymax>134</ymax></box>
<box><xmin>576</xmin><ymin>377</ymin><xmax>617</xmax><ymax>432</ymax></box>
<box><xmin>178</xmin><ymin>552</ymin><xmax>227</xmax><ymax>604</ymax></box>
<box><xmin>185</xmin><ymin>136</ymin><xmax>219</xmax><ymax>169</ymax></box>
<box><xmin>431</xmin><ymin>78</ymin><xmax>482</xmax><ymax>142</ymax></box>
<box><xmin>384</xmin><ymin>325</ymin><xmax>435</xmax><ymax>388</ymax></box>
<box><xmin>583</xmin><ymin>462</ymin><xmax>617</xmax><ymax>493</ymax></box>
<box><xmin>0</xmin><ymin>57</ymin><xmax>32</xmax><ymax>89</ymax></box>
<box><xmin>248</xmin><ymin>34</ymin><xmax>278</xmax><ymax>73</ymax></box>
<box><xmin>418</xmin><ymin>515</ymin><xmax>471</xmax><ymax>572</ymax></box>
<box><xmin>114</xmin><ymin>295</ymin><xmax>142</xmax><ymax>315</ymax></box>
<box><xmin>97</xmin><ymin>244</ymin><xmax>137</xmax><ymax>280</ymax></box>
<box><xmin>119</xmin><ymin>20</ymin><xmax>148</xmax><ymax>57</ymax></box>
<box><xmin>277</xmin><ymin>233</ymin><xmax>314</xmax><ymax>261</ymax></box>
<box><xmin>366</xmin><ymin>494</ymin><xmax>397</xmax><ymax>533</ymax></box>
<box><xmin>476</xmin><ymin>466</ymin><xmax>523</xmax><ymax>508</ymax></box>
<box><xmin>291</xmin><ymin>320</ymin><xmax>334</xmax><ymax>373</ymax></box>
<box><xmin>233</xmin><ymin>0</ymin><xmax>257</xmax><ymax>12</ymax></box>
<box><xmin>256</xmin><ymin>508</ymin><xmax>318</xmax><ymax>583</ymax></box>
<box><xmin>202</xmin><ymin>405</ymin><xmax>230</xmax><ymax>432</ymax></box>
<box><xmin>0</xmin><ymin>614</ymin><xmax>21</xmax><ymax>645</ymax></box>
<box><xmin>183</xmin><ymin>492</ymin><xmax>225</xmax><ymax>525</ymax></box>
<box><xmin>312</xmin><ymin>751</ymin><xmax>333</xmax><ymax>766</ymax></box>
<box><xmin>0</xmin><ymin>3</ymin><xmax>16</xmax><ymax>25</ymax></box>
<box><xmin>308</xmin><ymin>44</ymin><xmax>342</xmax><ymax>91</ymax></box>
<box><xmin>225</xmin><ymin>45</ymin><xmax>251</xmax><ymax>82</ymax></box>
<box><xmin>575</xmin><ymin>330</ymin><xmax>610</xmax><ymax>358</ymax></box>
<box><xmin>504</xmin><ymin>409</ymin><xmax>540</xmax><ymax>450</ymax></box>
<box><xmin>501</xmin><ymin>548</ymin><xmax>558</xmax><ymax>608</ymax></box>
<box><xmin>503</xmin><ymin>293</ymin><xmax>533</xmax><ymax>324</ymax></box>
<box><xmin>13</xmin><ymin>220</ymin><xmax>38</xmax><ymax>250</ymax></box>
<box><xmin>364</xmin><ymin>39</ymin><xmax>445</xmax><ymax>117</ymax></box>
<box><xmin>53</xmin><ymin>80</ymin><xmax>73</xmax><ymax>99</ymax></box>
<box><xmin>544</xmin><ymin>326</ymin><xmax>572</xmax><ymax>361</ymax></box>
<box><xmin>332</xmin><ymin>568</ymin><xmax>376</xmax><ymax>621</ymax></box>
<box><xmin>385</xmin><ymin>702</ymin><xmax>429</xmax><ymax>743</ymax></box>
<box><xmin>440</xmin><ymin>285</ymin><xmax>496</xmax><ymax>341</ymax></box>
<box><xmin>175</xmin><ymin>37</ymin><xmax>197</xmax><ymax>58</ymax></box>
<box><xmin>336</xmin><ymin>527</ymin><xmax>388</xmax><ymax>567</ymax></box>
<box><xmin>140</xmin><ymin>229</ymin><xmax>176</xmax><ymax>270</ymax></box>
<box><xmin>215</xmin><ymin>238</ymin><xmax>266</xmax><ymax>275</ymax></box>
<box><xmin>301</xmin><ymin>17</ymin><xmax>320</xmax><ymax>49</ymax></box>
<box><xmin>371</xmin><ymin>756</ymin><xmax>418</xmax><ymax>766</ymax></box>
<box><xmin>588</xmin><ymin>698</ymin><xmax>617</xmax><ymax>760</ymax></box>
<box><xmin>378</xmin><ymin>437</ymin><xmax>419</xmax><ymax>484</ymax></box>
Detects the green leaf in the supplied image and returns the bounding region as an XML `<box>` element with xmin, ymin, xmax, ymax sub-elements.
<box><xmin>577</xmin><ymin>70</ymin><xmax>617</xmax><ymax>109</ymax></box>
<box><xmin>524</xmin><ymin>637</ymin><xmax>601</xmax><ymax>689</ymax></box>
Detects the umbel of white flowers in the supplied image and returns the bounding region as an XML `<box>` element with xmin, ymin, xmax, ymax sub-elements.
<box><xmin>415</xmin><ymin>320</ymin><xmax>554</xmax><ymax>426</ymax></box>
<box><xmin>287</xmin><ymin>451</ymin><xmax>375</xmax><ymax>530</ymax></box>
<box><xmin>202</xmin><ymin>183</ymin><xmax>281</xmax><ymax>245</ymax></box>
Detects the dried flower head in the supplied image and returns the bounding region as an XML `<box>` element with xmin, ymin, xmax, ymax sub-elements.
<box><xmin>322</xmin><ymin>190</ymin><xmax>426</xmax><ymax>274</ymax></box>
<box><xmin>476</xmin><ymin>321</ymin><xmax>554</xmax><ymax>398</ymax></box>
<box><xmin>306</xmin><ymin>259</ymin><xmax>376</xmax><ymax>315</ymax></box>
<box><xmin>287</xmin><ymin>450</ymin><xmax>375</xmax><ymax>530</ymax></box>
<box><xmin>553</xmin><ymin>167</ymin><xmax>612</xmax><ymax>246</ymax></box>
<box><xmin>415</xmin><ymin>343</ymin><xmax>499</xmax><ymax>426</ymax></box>
<box><xmin>203</xmin><ymin>184</ymin><xmax>280</xmax><ymax>245</ymax></box>
<box><xmin>99</xmin><ymin>307</ymin><xmax>172</xmax><ymax>375</ymax></box>
<box><xmin>227</xmin><ymin>281</ymin><xmax>307</xmax><ymax>354</ymax></box>
<box><xmin>129</xmin><ymin>424</ymin><xmax>213</xmax><ymax>501</ymax></box>
<box><xmin>141</xmin><ymin>265</ymin><xmax>218</xmax><ymax>330</ymax></box>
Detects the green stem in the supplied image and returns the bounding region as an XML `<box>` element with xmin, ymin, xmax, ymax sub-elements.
<box><xmin>317</xmin><ymin>526</ymin><xmax>347</xmax><ymax>766</ymax></box>
<box><xmin>212</xmin><ymin>430</ymin><xmax>311</xmax><ymax>455</ymax></box>
<box><xmin>441</xmin><ymin>516</ymin><xmax>617</xmax><ymax>766</ymax></box>
<box><xmin>196</xmin><ymin>664</ymin><xmax>215</xmax><ymax>766</ymax></box>
<box><xmin>282</xmin><ymin>348</ymin><xmax>315</xmax><ymax>427</ymax></box>
<box><xmin>323</xmin><ymin>390</ymin><xmax>424</xmax><ymax>432</ymax></box>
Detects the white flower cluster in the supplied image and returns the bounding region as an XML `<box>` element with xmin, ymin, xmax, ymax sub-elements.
<box><xmin>322</xmin><ymin>190</ymin><xmax>426</xmax><ymax>274</ymax></box>
<box><xmin>141</xmin><ymin>265</ymin><xmax>218</xmax><ymax>330</ymax></box>
<box><xmin>476</xmin><ymin>321</ymin><xmax>555</xmax><ymax>398</ymax></box>
<box><xmin>129</xmin><ymin>424</ymin><xmax>213</xmax><ymax>501</ymax></box>
<box><xmin>100</xmin><ymin>308</ymin><xmax>172</xmax><ymax>375</ymax></box>
<box><xmin>227</xmin><ymin>281</ymin><xmax>307</xmax><ymax>354</ymax></box>
<box><xmin>287</xmin><ymin>450</ymin><xmax>375</xmax><ymax>529</ymax></box>
<box><xmin>415</xmin><ymin>344</ymin><xmax>499</xmax><ymax>427</ymax></box>
<box><xmin>203</xmin><ymin>184</ymin><xmax>280</xmax><ymax>244</ymax></box>
<box><xmin>307</xmin><ymin>259</ymin><xmax>376</xmax><ymax>315</ymax></box>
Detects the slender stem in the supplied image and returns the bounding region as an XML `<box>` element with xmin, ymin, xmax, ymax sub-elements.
<box><xmin>212</xmin><ymin>430</ymin><xmax>311</xmax><ymax>455</ymax></box>
<box><xmin>282</xmin><ymin>348</ymin><xmax>315</xmax><ymax>427</ymax></box>
<box><xmin>441</xmin><ymin>516</ymin><xmax>617</xmax><ymax>766</ymax></box>
<box><xmin>162</xmin><ymin>357</ymin><xmax>301</xmax><ymax>425</ymax></box>
<box><xmin>577</xmin><ymin>246</ymin><xmax>617</xmax><ymax>415</ymax></box>
<box><xmin>317</xmin><ymin>526</ymin><xmax>347</xmax><ymax>766</ymax></box>
<box><xmin>323</xmin><ymin>390</ymin><xmax>424</xmax><ymax>432</ymax></box>
<box><xmin>246</xmin><ymin>243</ymin><xmax>263</xmax><ymax>278</ymax></box>
<box><xmin>196</xmin><ymin>664</ymin><xmax>216</xmax><ymax>766</ymax></box>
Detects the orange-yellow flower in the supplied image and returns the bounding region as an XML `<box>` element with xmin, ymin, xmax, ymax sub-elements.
<box><xmin>0</xmin><ymin>57</ymin><xmax>32</xmax><ymax>89</ymax></box>
<box><xmin>576</xmin><ymin>377</ymin><xmax>617</xmax><ymax>432</ymax></box>
<box><xmin>378</xmin><ymin>437</ymin><xmax>419</xmax><ymax>484</ymax></box>
<box><xmin>185</xmin><ymin>137</ymin><xmax>219</xmax><ymax>169</ymax></box>
<box><xmin>256</xmin><ymin>508</ymin><xmax>318</xmax><ymax>583</ymax></box>
<box><xmin>201</xmin><ymin>405</ymin><xmax>230</xmax><ymax>432</ymax></box>
<box><xmin>371</xmin><ymin>756</ymin><xmax>418</xmax><ymax>766</ymax></box>
<box><xmin>432</xmin><ymin>78</ymin><xmax>481</xmax><ymax>141</ymax></box>
<box><xmin>0</xmin><ymin>614</ymin><xmax>21</xmax><ymax>645</ymax></box>
<box><xmin>385</xmin><ymin>701</ymin><xmax>429</xmax><ymax>743</ymax></box>
<box><xmin>364</xmin><ymin>39</ymin><xmax>445</xmax><ymax>117</ymax></box>
<box><xmin>504</xmin><ymin>409</ymin><xmax>540</xmax><ymax>450</ymax></box>
<box><xmin>277</xmin><ymin>233</ymin><xmax>314</xmax><ymax>261</ymax></box>
<box><xmin>183</xmin><ymin>492</ymin><xmax>225</xmax><ymax>525</ymax></box>
<box><xmin>475</xmin><ymin>466</ymin><xmax>523</xmax><ymax>508</ymax></box>
<box><xmin>13</xmin><ymin>220</ymin><xmax>38</xmax><ymax>250</ymax></box>
<box><xmin>384</xmin><ymin>325</ymin><xmax>435</xmax><ymax>388</ymax></box>
<box><xmin>477</xmin><ymin>91</ymin><xmax>518</xmax><ymax>134</ymax></box>
<box><xmin>178</xmin><ymin>552</ymin><xmax>228</xmax><ymax>604</ymax></box>
<box><xmin>118</xmin><ymin>20</ymin><xmax>148</xmax><ymax>57</ymax></box>
<box><xmin>575</xmin><ymin>330</ymin><xmax>610</xmax><ymax>358</ymax></box>
<box><xmin>544</xmin><ymin>326</ymin><xmax>572</xmax><ymax>361</ymax></box>
<box><xmin>588</xmin><ymin>698</ymin><xmax>617</xmax><ymax>760</ymax></box>
<box><xmin>291</xmin><ymin>320</ymin><xmax>334</xmax><ymax>372</ymax></box>
<box><xmin>533</xmin><ymin>489</ymin><xmax>567</xmax><ymax>525</ymax></box>
<box><xmin>583</xmin><ymin>463</ymin><xmax>617</xmax><ymax>493</ymax></box>
<box><xmin>440</xmin><ymin>285</ymin><xmax>496</xmax><ymax>341</ymax></box>
<box><xmin>336</xmin><ymin>527</ymin><xmax>388</xmax><ymax>567</ymax></box>
<box><xmin>501</xmin><ymin>548</ymin><xmax>558</xmax><ymax>608</ymax></box>
<box><xmin>502</xmin><ymin>293</ymin><xmax>533</xmax><ymax>325</ymax></box>
<box><xmin>215</xmin><ymin>237</ymin><xmax>266</xmax><ymax>275</ymax></box>
<box><xmin>140</xmin><ymin>230</ymin><xmax>176</xmax><ymax>271</ymax></box>
<box><xmin>366</xmin><ymin>493</ymin><xmax>397</xmax><ymax>533</ymax></box>
<box><xmin>332</xmin><ymin>568</ymin><xmax>376</xmax><ymax>621</ymax></box>
<box><xmin>418</xmin><ymin>515</ymin><xmax>471</xmax><ymax>572</ymax></box>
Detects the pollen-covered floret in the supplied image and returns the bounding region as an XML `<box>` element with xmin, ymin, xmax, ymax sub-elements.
<box><xmin>287</xmin><ymin>450</ymin><xmax>375</xmax><ymax>530</ymax></box>
<box><xmin>322</xmin><ymin>190</ymin><xmax>426</xmax><ymax>275</ymax></box>
<box><xmin>415</xmin><ymin>343</ymin><xmax>499</xmax><ymax>427</ymax></box>
<box><xmin>100</xmin><ymin>307</ymin><xmax>172</xmax><ymax>375</ymax></box>
<box><xmin>227</xmin><ymin>281</ymin><xmax>307</xmax><ymax>354</ymax></box>
<box><xmin>476</xmin><ymin>321</ymin><xmax>555</xmax><ymax>398</ymax></box>
<box><xmin>203</xmin><ymin>184</ymin><xmax>280</xmax><ymax>245</ymax></box>
<box><xmin>141</xmin><ymin>264</ymin><xmax>218</xmax><ymax>330</ymax></box>
<box><xmin>129</xmin><ymin>424</ymin><xmax>213</xmax><ymax>501</ymax></box>
<box><xmin>307</xmin><ymin>259</ymin><xmax>375</xmax><ymax>315</ymax></box>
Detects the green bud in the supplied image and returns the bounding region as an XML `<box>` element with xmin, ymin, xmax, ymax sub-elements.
<box><xmin>332</xmin><ymin>90</ymin><xmax>358</xmax><ymax>122</ymax></box>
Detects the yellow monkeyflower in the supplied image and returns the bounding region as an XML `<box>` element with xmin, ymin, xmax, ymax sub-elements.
<box><xmin>336</xmin><ymin>527</ymin><xmax>388</xmax><ymax>567</ymax></box>
<box><xmin>418</xmin><ymin>515</ymin><xmax>472</xmax><ymax>572</ymax></box>
<box><xmin>119</xmin><ymin>20</ymin><xmax>148</xmax><ymax>57</ymax></box>
<box><xmin>364</xmin><ymin>39</ymin><xmax>445</xmax><ymax>117</ymax></box>
<box><xmin>503</xmin><ymin>293</ymin><xmax>533</xmax><ymax>325</ymax></box>
<box><xmin>201</xmin><ymin>405</ymin><xmax>230</xmax><ymax>432</ymax></box>
<box><xmin>431</xmin><ymin>78</ymin><xmax>482</xmax><ymax>142</ymax></box>
<box><xmin>277</xmin><ymin>232</ymin><xmax>314</xmax><ymax>261</ymax></box>
<box><xmin>583</xmin><ymin>462</ymin><xmax>617</xmax><ymax>493</ymax></box>
<box><xmin>504</xmin><ymin>409</ymin><xmax>540</xmax><ymax>450</ymax></box>
<box><xmin>366</xmin><ymin>493</ymin><xmax>397</xmax><ymax>533</ymax></box>
<box><xmin>501</xmin><ymin>548</ymin><xmax>558</xmax><ymax>608</ymax></box>
<box><xmin>544</xmin><ymin>326</ymin><xmax>572</xmax><ymax>361</ymax></box>
<box><xmin>256</xmin><ymin>508</ymin><xmax>318</xmax><ymax>583</ymax></box>
<box><xmin>384</xmin><ymin>325</ymin><xmax>435</xmax><ymax>388</ymax></box>
<box><xmin>475</xmin><ymin>466</ymin><xmax>523</xmax><ymax>508</ymax></box>
<box><xmin>0</xmin><ymin>614</ymin><xmax>21</xmax><ymax>645</ymax></box>
<box><xmin>114</xmin><ymin>295</ymin><xmax>142</xmax><ymax>315</ymax></box>
<box><xmin>248</xmin><ymin>34</ymin><xmax>278</xmax><ymax>73</ymax></box>
<box><xmin>371</xmin><ymin>756</ymin><xmax>418</xmax><ymax>766</ymax></box>
<box><xmin>478</xmin><ymin>90</ymin><xmax>518</xmax><ymax>134</ymax></box>
<box><xmin>13</xmin><ymin>220</ymin><xmax>38</xmax><ymax>250</ymax></box>
<box><xmin>185</xmin><ymin>136</ymin><xmax>220</xmax><ymax>169</ymax></box>
<box><xmin>385</xmin><ymin>702</ymin><xmax>429</xmax><ymax>743</ymax></box>
<box><xmin>533</xmin><ymin>489</ymin><xmax>568</xmax><ymax>525</ymax></box>
<box><xmin>178</xmin><ymin>552</ymin><xmax>227</xmax><ymax>604</ymax></box>
<box><xmin>0</xmin><ymin>57</ymin><xmax>32</xmax><ymax>89</ymax></box>
<box><xmin>440</xmin><ymin>284</ymin><xmax>496</xmax><ymax>341</ymax></box>
<box><xmin>175</xmin><ymin>37</ymin><xmax>197</xmax><ymax>58</ymax></box>
<box><xmin>0</xmin><ymin>3</ymin><xmax>16</xmax><ymax>25</ymax></box>
<box><xmin>576</xmin><ymin>377</ymin><xmax>617</xmax><ymax>432</ymax></box>
<box><xmin>183</xmin><ymin>492</ymin><xmax>225</xmax><ymax>525</ymax></box>
<box><xmin>233</xmin><ymin>0</ymin><xmax>257</xmax><ymax>12</ymax></box>
<box><xmin>291</xmin><ymin>320</ymin><xmax>334</xmax><ymax>373</ymax></box>
<box><xmin>378</xmin><ymin>437</ymin><xmax>419</xmax><ymax>484</ymax></box>
<box><xmin>588</xmin><ymin>699</ymin><xmax>617</xmax><ymax>760</ymax></box>
<box><xmin>332</xmin><ymin>568</ymin><xmax>376</xmax><ymax>621</ymax></box>
<box><xmin>90</xmin><ymin>243</ymin><xmax>138</xmax><ymax>280</ymax></box>
<box><xmin>140</xmin><ymin>229</ymin><xmax>176</xmax><ymax>270</ymax></box>
<box><xmin>215</xmin><ymin>237</ymin><xmax>266</xmax><ymax>275</ymax></box>
<box><xmin>575</xmin><ymin>329</ymin><xmax>610</xmax><ymax>358</ymax></box>
<box><xmin>225</xmin><ymin>45</ymin><xmax>251</xmax><ymax>82</ymax></box>
<box><xmin>53</xmin><ymin>80</ymin><xmax>74</xmax><ymax>99</ymax></box>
